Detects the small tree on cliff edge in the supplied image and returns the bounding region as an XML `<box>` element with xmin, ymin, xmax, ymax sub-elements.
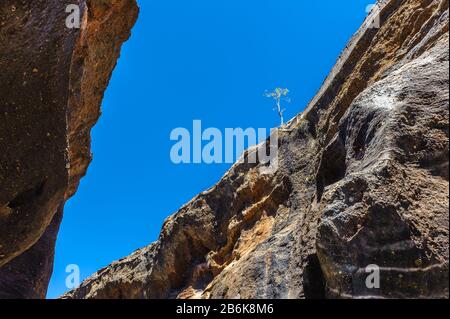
<box><xmin>265</xmin><ymin>88</ymin><xmax>290</xmax><ymax>127</ymax></box>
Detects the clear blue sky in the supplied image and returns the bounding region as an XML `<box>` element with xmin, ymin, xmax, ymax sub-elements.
<box><xmin>47</xmin><ymin>0</ymin><xmax>373</xmax><ymax>298</ymax></box>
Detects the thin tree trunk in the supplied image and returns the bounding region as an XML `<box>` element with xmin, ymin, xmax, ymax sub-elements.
<box><xmin>277</xmin><ymin>98</ymin><xmax>284</xmax><ymax>126</ymax></box>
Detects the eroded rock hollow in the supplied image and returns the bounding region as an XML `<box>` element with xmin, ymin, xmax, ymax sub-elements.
<box><xmin>1</xmin><ymin>0</ymin><xmax>449</xmax><ymax>299</ymax></box>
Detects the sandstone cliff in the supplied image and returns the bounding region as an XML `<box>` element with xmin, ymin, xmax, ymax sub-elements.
<box><xmin>62</xmin><ymin>0</ymin><xmax>449</xmax><ymax>299</ymax></box>
<box><xmin>0</xmin><ymin>0</ymin><xmax>139</xmax><ymax>298</ymax></box>
<box><xmin>0</xmin><ymin>0</ymin><xmax>448</xmax><ymax>300</ymax></box>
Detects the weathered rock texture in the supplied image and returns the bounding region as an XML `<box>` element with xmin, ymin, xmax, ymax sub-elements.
<box><xmin>63</xmin><ymin>0</ymin><xmax>449</xmax><ymax>299</ymax></box>
<box><xmin>0</xmin><ymin>0</ymin><xmax>138</xmax><ymax>298</ymax></box>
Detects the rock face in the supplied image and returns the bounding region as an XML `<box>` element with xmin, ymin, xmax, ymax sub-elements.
<box><xmin>0</xmin><ymin>0</ymin><xmax>138</xmax><ymax>298</ymax></box>
<box><xmin>63</xmin><ymin>0</ymin><xmax>449</xmax><ymax>299</ymax></box>
<box><xmin>0</xmin><ymin>0</ymin><xmax>448</xmax><ymax>300</ymax></box>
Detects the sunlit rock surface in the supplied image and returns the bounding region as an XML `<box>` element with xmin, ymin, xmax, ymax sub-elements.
<box><xmin>0</xmin><ymin>0</ymin><xmax>139</xmax><ymax>298</ymax></box>
<box><xmin>63</xmin><ymin>0</ymin><xmax>449</xmax><ymax>299</ymax></box>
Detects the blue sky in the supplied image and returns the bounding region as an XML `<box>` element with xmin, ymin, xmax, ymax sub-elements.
<box><xmin>47</xmin><ymin>0</ymin><xmax>373</xmax><ymax>298</ymax></box>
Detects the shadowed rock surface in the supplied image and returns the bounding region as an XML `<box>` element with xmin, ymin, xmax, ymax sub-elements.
<box><xmin>0</xmin><ymin>0</ymin><xmax>138</xmax><ymax>298</ymax></box>
<box><xmin>63</xmin><ymin>0</ymin><xmax>449</xmax><ymax>299</ymax></box>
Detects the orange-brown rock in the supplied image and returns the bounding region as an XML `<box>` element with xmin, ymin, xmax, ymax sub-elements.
<box><xmin>63</xmin><ymin>0</ymin><xmax>449</xmax><ymax>299</ymax></box>
<box><xmin>1</xmin><ymin>0</ymin><xmax>448</xmax><ymax>300</ymax></box>
<box><xmin>0</xmin><ymin>0</ymin><xmax>138</xmax><ymax>298</ymax></box>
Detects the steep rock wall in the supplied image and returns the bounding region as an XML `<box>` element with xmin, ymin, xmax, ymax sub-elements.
<box><xmin>63</xmin><ymin>0</ymin><xmax>449</xmax><ymax>299</ymax></box>
<box><xmin>0</xmin><ymin>0</ymin><xmax>138</xmax><ymax>298</ymax></box>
